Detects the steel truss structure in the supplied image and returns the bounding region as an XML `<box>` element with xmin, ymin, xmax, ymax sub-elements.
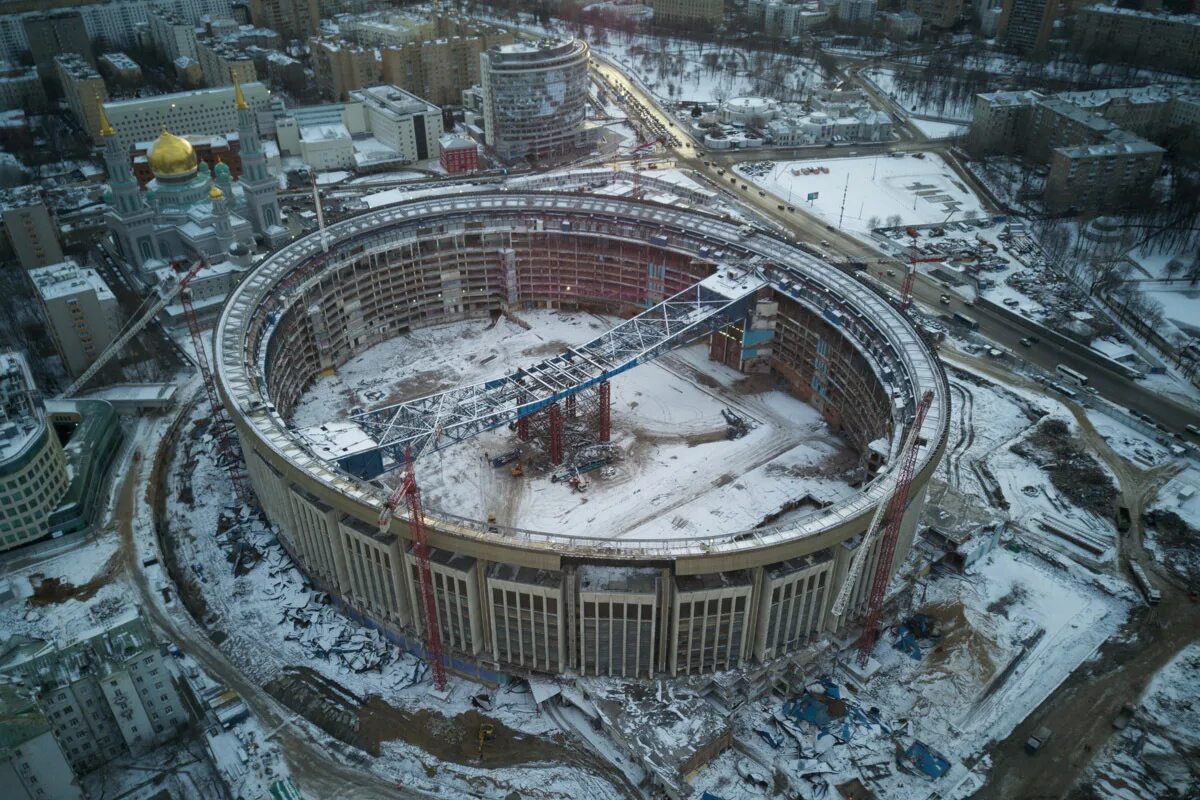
<box><xmin>349</xmin><ymin>269</ymin><xmax>766</xmax><ymax>473</ymax></box>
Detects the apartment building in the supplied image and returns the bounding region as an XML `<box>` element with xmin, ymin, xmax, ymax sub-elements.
<box><xmin>380</xmin><ymin>29</ymin><xmax>515</xmax><ymax>107</ymax></box>
<box><xmin>1044</xmin><ymin>134</ymin><xmax>1164</xmax><ymax>213</ymax></box>
<box><xmin>0</xmin><ymin>685</ymin><xmax>83</xmax><ymax>800</ymax></box>
<box><xmin>0</xmin><ymin>352</ymin><xmax>70</xmax><ymax>552</ymax></box>
<box><xmin>349</xmin><ymin>85</ymin><xmax>442</xmax><ymax>163</ymax></box>
<box><xmin>102</xmin><ymin>82</ymin><xmax>272</xmax><ymax>150</ymax></box>
<box><xmin>1073</xmin><ymin>5</ymin><xmax>1200</xmax><ymax>77</ymax></box>
<box><xmin>0</xmin><ymin>63</ymin><xmax>47</xmax><ymax>113</ymax></box>
<box><xmin>195</xmin><ymin>38</ymin><xmax>257</xmax><ymax>87</ymax></box>
<box><xmin>28</xmin><ymin>260</ymin><xmax>122</xmax><ymax>378</ymax></box>
<box><xmin>98</xmin><ymin>52</ymin><xmax>142</xmax><ymax>83</ymax></box>
<box><xmin>906</xmin><ymin>0</ymin><xmax>963</xmax><ymax>28</ymax></box>
<box><xmin>310</xmin><ymin>38</ymin><xmax>382</xmax><ymax>100</ymax></box>
<box><xmin>2</xmin><ymin>203</ymin><xmax>64</xmax><ymax>269</ymax></box>
<box><xmin>148</xmin><ymin>13</ymin><xmax>199</xmax><ymax>68</ymax></box>
<box><xmin>339</xmin><ymin>11</ymin><xmax>437</xmax><ymax>47</ymax></box>
<box><xmin>54</xmin><ymin>54</ymin><xmax>108</xmax><ymax>144</ymax></box>
<box><xmin>21</xmin><ymin>11</ymin><xmax>93</xmax><ymax>79</ymax></box>
<box><xmin>0</xmin><ymin>612</ymin><xmax>190</xmax><ymax>775</ymax></box>
<box><xmin>247</xmin><ymin>0</ymin><xmax>320</xmax><ymax>42</ymax></box>
<box><xmin>996</xmin><ymin>0</ymin><xmax>1060</xmax><ymax>54</ymax></box>
<box><xmin>480</xmin><ymin>39</ymin><xmax>590</xmax><ymax>162</ymax></box>
<box><xmin>650</xmin><ymin>0</ymin><xmax>725</xmax><ymax>27</ymax></box>
<box><xmin>838</xmin><ymin>0</ymin><xmax>878</xmax><ymax>24</ymax></box>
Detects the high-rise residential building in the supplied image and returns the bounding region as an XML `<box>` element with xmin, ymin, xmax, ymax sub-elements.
<box><xmin>1073</xmin><ymin>5</ymin><xmax>1200</xmax><ymax>77</ymax></box>
<box><xmin>349</xmin><ymin>85</ymin><xmax>443</xmax><ymax>163</ymax></box>
<box><xmin>247</xmin><ymin>0</ymin><xmax>320</xmax><ymax>42</ymax></box>
<box><xmin>649</xmin><ymin>0</ymin><xmax>725</xmax><ymax>27</ymax></box>
<box><xmin>379</xmin><ymin>25</ymin><xmax>515</xmax><ymax>107</ymax></box>
<box><xmin>996</xmin><ymin>0</ymin><xmax>1059</xmax><ymax>54</ymax></box>
<box><xmin>54</xmin><ymin>54</ymin><xmax>109</xmax><ymax>144</ymax></box>
<box><xmin>0</xmin><ymin>352</ymin><xmax>70</xmax><ymax>552</ymax></box>
<box><xmin>479</xmin><ymin>39</ymin><xmax>590</xmax><ymax>163</ymax></box>
<box><xmin>98</xmin><ymin>51</ymin><xmax>142</xmax><ymax>83</ymax></box>
<box><xmin>0</xmin><ymin>62</ymin><xmax>47</xmax><ymax>113</ymax></box>
<box><xmin>0</xmin><ymin>685</ymin><xmax>84</xmax><ymax>799</ymax></box>
<box><xmin>195</xmin><ymin>37</ymin><xmax>257</xmax><ymax>87</ymax></box>
<box><xmin>838</xmin><ymin>0</ymin><xmax>879</xmax><ymax>24</ymax></box>
<box><xmin>2</xmin><ymin>203</ymin><xmax>64</xmax><ymax>269</ymax></box>
<box><xmin>906</xmin><ymin>0</ymin><xmax>963</xmax><ymax>29</ymax></box>
<box><xmin>28</xmin><ymin>260</ymin><xmax>122</xmax><ymax>378</ymax></box>
<box><xmin>0</xmin><ymin>611</ymin><xmax>191</xmax><ymax>773</ymax></box>
<box><xmin>148</xmin><ymin>13</ymin><xmax>200</xmax><ymax>67</ymax></box>
<box><xmin>21</xmin><ymin>11</ymin><xmax>93</xmax><ymax>79</ymax></box>
<box><xmin>339</xmin><ymin>11</ymin><xmax>438</xmax><ymax>47</ymax></box>
<box><xmin>102</xmin><ymin>82</ymin><xmax>272</xmax><ymax>150</ymax></box>
<box><xmin>311</xmin><ymin>38</ymin><xmax>382</xmax><ymax>100</ymax></box>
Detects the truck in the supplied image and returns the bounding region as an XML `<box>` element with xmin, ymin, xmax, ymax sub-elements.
<box><xmin>1026</xmin><ymin>726</ymin><xmax>1052</xmax><ymax>754</ymax></box>
<box><xmin>490</xmin><ymin>449</ymin><xmax>522</xmax><ymax>468</ymax></box>
<box><xmin>1130</xmin><ymin>562</ymin><xmax>1162</xmax><ymax>605</ymax></box>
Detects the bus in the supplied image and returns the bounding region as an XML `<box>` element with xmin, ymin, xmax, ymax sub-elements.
<box><xmin>952</xmin><ymin>312</ymin><xmax>978</xmax><ymax>330</ymax></box>
<box><xmin>1056</xmin><ymin>364</ymin><xmax>1089</xmax><ymax>387</ymax></box>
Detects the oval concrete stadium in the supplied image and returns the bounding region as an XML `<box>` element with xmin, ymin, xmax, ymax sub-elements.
<box><xmin>214</xmin><ymin>190</ymin><xmax>950</xmax><ymax>679</ymax></box>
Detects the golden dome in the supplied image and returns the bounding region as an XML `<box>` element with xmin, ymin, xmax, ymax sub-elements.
<box><xmin>209</xmin><ymin>185</ymin><xmax>223</xmax><ymax>200</ymax></box>
<box><xmin>147</xmin><ymin>130</ymin><xmax>198</xmax><ymax>177</ymax></box>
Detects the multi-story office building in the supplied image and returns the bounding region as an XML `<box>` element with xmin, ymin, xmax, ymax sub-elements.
<box><xmin>0</xmin><ymin>352</ymin><xmax>70</xmax><ymax>552</ymax></box>
<box><xmin>247</xmin><ymin>0</ymin><xmax>319</xmax><ymax>42</ymax></box>
<box><xmin>0</xmin><ymin>685</ymin><xmax>83</xmax><ymax>800</ymax></box>
<box><xmin>2</xmin><ymin>203</ymin><xmax>64</xmax><ymax>269</ymax></box>
<box><xmin>102</xmin><ymin>82</ymin><xmax>271</xmax><ymax>150</ymax></box>
<box><xmin>28</xmin><ymin>260</ymin><xmax>122</xmax><ymax>378</ymax></box>
<box><xmin>0</xmin><ymin>612</ymin><xmax>191</xmax><ymax>774</ymax></box>
<box><xmin>906</xmin><ymin>0</ymin><xmax>963</xmax><ymax>28</ymax></box>
<box><xmin>380</xmin><ymin>26</ymin><xmax>515</xmax><ymax>107</ymax></box>
<box><xmin>1073</xmin><ymin>5</ymin><xmax>1200</xmax><ymax>77</ymax></box>
<box><xmin>479</xmin><ymin>39</ymin><xmax>590</xmax><ymax>163</ymax></box>
<box><xmin>439</xmin><ymin>133</ymin><xmax>479</xmax><ymax>174</ymax></box>
<box><xmin>148</xmin><ymin>13</ymin><xmax>199</xmax><ymax>67</ymax></box>
<box><xmin>0</xmin><ymin>63</ymin><xmax>47</xmax><ymax>113</ymax></box>
<box><xmin>649</xmin><ymin>0</ymin><xmax>725</xmax><ymax>27</ymax></box>
<box><xmin>996</xmin><ymin>0</ymin><xmax>1059</xmax><ymax>55</ymax></box>
<box><xmin>54</xmin><ymin>54</ymin><xmax>108</xmax><ymax>144</ymax></box>
<box><xmin>349</xmin><ymin>85</ymin><xmax>442</xmax><ymax>163</ymax></box>
<box><xmin>195</xmin><ymin>38</ymin><xmax>257</xmax><ymax>87</ymax></box>
<box><xmin>21</xmin><ymin>11</ymin><xmax>93</xmax><ymax>79</ymax></box>
<box><xmin>310</xmin><ymin>38</ymin><xmax>382</xmax><ymax>100</ymax></box>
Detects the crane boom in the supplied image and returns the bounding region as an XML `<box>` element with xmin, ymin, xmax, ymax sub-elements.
<box><xmin>829</xmin><ymin>390</ymin><xmax>934</xmax><ymax>619</ymax></box>
<box><xmin>61</xmin><ymin>259</ymin><xmax>206</xmax><ymax>398</ymax></box>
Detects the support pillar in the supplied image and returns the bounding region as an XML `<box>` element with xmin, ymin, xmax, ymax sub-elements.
<box><xmin>516</xmin><ymin>414</ymin><xmax>530</xmax><ymax>441</ymax></box>
<box><xmin>709</xmin><ymin>328</ymin><xmax>727</xmax><ymax>363</ymax></box>
<box><xmin>549</xmin><ymin>403</ymin><xmax>563</xmax><ymax>465</ymax></box>
<box><xmin>598</xmin><ymin>381</ymin><xmax>611</xmax><ymax>443</ymax></box>
<box><xmin>566</xmin><ymin>393</ymin><xmax>576</xmax><ymax>419</ymax></box>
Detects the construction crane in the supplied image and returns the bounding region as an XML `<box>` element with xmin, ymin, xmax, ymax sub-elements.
<box><xmin>378</xmin><ymin>402</ymin><xmax>448</xmax><ymax>691</ymax></box>
<box><xmin>899</xmin><ymin>227</ymin><xmax>960</xmax><ymax>310</ymax></box>
<box><xmin>61</xmin><ymin>258</ymin><xmax>208</xmax><ymax>398</ymax></box>
<box><xmin>829</xmin><ymin>390</ymin><xmax>934</xmax><ymax>667</ymax></box>
<box><xmin>178</xmin><ymin>262</ymin><xmax>251</xmax><ymax>506</ymax></box>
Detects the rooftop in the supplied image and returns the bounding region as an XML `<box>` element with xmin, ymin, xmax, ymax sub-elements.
<box><xmin>28</xmin><ymin>260</ymin><xmax>115</xmax><ymax>302</ymax></box>
<box><xmin>350</xmin><ymin>84</ymin><xmax>436</xmax><ymax>116</ymax></box>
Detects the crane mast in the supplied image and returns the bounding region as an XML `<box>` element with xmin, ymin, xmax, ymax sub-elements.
<box><xmin>828</xmin><ymin>390</ymin><xmax>934</xmax><ymax>667</ymax></box>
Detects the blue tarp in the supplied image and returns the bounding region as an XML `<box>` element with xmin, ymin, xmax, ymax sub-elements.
<box><xmin>903</xmin><ymin>741</ymin><xmax>951</xmax><ymax>779</ymax></box>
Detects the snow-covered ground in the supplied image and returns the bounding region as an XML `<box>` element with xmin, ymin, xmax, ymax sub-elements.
<box><xmin>911</xmin><ymin>119</ymin><xmax>968</xmax><ymax>140</ymax></box>
<box><xmin>1086</xmin><ymin>642</ymin><xmax>1200</xmax><ymax>799</ymax></box>
<box><xmin>735</xmin><ymin>153</ymin><xmax>986</xmax><ymax>239</ymax></box>
<box><xmin>292</xmin><ymin>311</ymin><xmax>857</xmax><ymax>540</ymax></box>
<box><xmin>862</xmin><ymin>67</ymin><xmax>975</xmax><ymax>122</ymax></box>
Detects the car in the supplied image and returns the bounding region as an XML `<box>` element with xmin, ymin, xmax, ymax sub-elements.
<box><xmin>886</xmin><ymin>269</ymin><xmax>896</xmax><ymax>277</ymax></box>
<box><xmin>825</xmin><ymin>224</ymin><xmax>835</xmax><ymax>231</ymax></box>
<box><xmin>1002</xmin><ymin>297</ymin><xmax>1020</xmax><ymax>307</ymax></box>
<box><xmin>939</xmin><ymin>294</ymin><xmax>951</xmax><ymax>306</ymax></box>
<box><xmin>741</xmin><ymin>183</ymin><xmax>748</xmax><ymax>190</ymax></box>
<box><xmin>820</xmin><ymin>239</ymin><xmax>831</xmax><ymax>247</ymax></box>
<box><xmin>758</xmin><ymin>190</ymin><xmax>765</xmax><ymax>196</ymax></box>
<box><xmin>1019</xmin><ymin>337</ymin><xmax>1034</xmax><ymax>347</ymax></box>
<box><xmin>716</xmin><ymin>168</ymin><xmax>725</xmax><ymax>175</ymax></box>
<box><xmin>787</xmin><ymin>206</ymin><xmax>794</xmax><ymax>212</ymax></box>
<box><xmin>777</xmin><ymin>204</ymin><xmax>785</xmax><ymax>210</ymax></box>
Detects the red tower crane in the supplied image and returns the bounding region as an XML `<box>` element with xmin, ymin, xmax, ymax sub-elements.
<box><xmin>855</xmin><ymin>389</ymin><xmax>934</xmax><ymax>666</ymax></box>
<box><xmin>898</xmin><ymin>227</ymin><xmax>949</xmax><ymax>310</ymax></box>
<box><xmin>177</xmin><ymin>259</ymin><xmax>251</xmax><ymax>505</ymax></box>
<box><xmin>379</xmin><ymin>435</ymin><xmax>447</xmax><ymax>692</ymax></box>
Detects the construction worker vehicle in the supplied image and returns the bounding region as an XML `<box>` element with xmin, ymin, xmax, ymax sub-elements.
<box><xmin>490</xmin><ymin>449</ymin><xmax>522</xmax><ymax>468</ymax></box>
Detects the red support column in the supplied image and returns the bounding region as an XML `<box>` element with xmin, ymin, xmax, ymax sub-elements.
<box><xmin>549</xmin><ymin>403</ymin><xmax>563</xmax><ymax>465</ymax></box>
<box><xmin>566</xmin><ymin>393</ymin><xmax>576</xmax><ymax>419</ymax></box>
<box><xmin>598</xmin><ymin>381</ymin><xmax>611</xmax><ymax>443</ymax></box>
<box><xmin>516</xmin><ymin>414</ymin><xmax>530</xmax><ymax>441</ymax></box>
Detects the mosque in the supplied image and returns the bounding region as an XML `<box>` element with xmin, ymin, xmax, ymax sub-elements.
<box><xmin>100</xmin><ymin>80</ymin><xmax>286</xmax><ymax>284</ymax></box>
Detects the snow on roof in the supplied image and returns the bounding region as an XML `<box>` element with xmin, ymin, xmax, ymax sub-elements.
<box><xmin>28</xmin><ymin>260</ymin><xmax>114</xmax><ymax>302</ymax></box>
<box><xmin>298</xmin><ymin>420</ymin><xmax>379</xmax><ymax>460</ymax></box>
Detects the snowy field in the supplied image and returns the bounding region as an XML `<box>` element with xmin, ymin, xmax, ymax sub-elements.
<box><xmin>735</xmin><ymin>154</ymin><xmax>986</xmax><ymax>238</ymax></box>
<box><xmin>292</xmin><ymin>311</ymin><xmax>857</xmax><ymax>540</ymax></box>
<box><xmin>862</xmin><ymin>67</ymin><xmax>976</xmax><ymax>122</ymax></box>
